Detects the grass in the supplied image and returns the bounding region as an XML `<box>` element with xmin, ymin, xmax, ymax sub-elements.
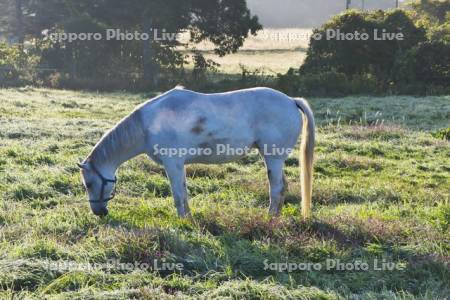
<box><xmin>180</xmin><ymin>28</ymin><xmax>311</xmax><ymax>75</ymax></box>
<box><xmin>0</xmin><ymin>87</ymin><xmax>449</xmax><ymax>299</ymax></box>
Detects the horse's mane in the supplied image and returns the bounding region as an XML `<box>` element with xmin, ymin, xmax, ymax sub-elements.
<box><xmin>86</xmin><ymin>86</ymin><xmax>186</xmax><ymax>164</ymax></box>
<box><xmin>87</xmin><ymin>108</ymin><xmax>144</xmax><ymax>164</ymax></box>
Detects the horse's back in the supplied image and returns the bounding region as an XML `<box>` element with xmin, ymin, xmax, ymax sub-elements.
<box><xmin>142</xmin><ymin>87</ymin><xmax>298</xmax><ymax>121</ymax></box>
<box><xmin>139</xmin><ymin>87</ymin><xmax>302</xmax><ymax>163</ymax></box>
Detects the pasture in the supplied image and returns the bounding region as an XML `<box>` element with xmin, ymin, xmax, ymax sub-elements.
<box><xmin>181</xmin><ymin>28</ymin><xmax>311</xmax><ymax>74</ymax></box>
<box><xmin>0</xmin><ymin>88</ymin><xmax>449</xmax><ymax>299</ymax></box>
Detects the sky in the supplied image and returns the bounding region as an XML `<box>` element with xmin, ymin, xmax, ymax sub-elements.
<box><xmin>246</xmin><ymin>0</ymin><xmax>404</xmax><ymax>27</ymax></box>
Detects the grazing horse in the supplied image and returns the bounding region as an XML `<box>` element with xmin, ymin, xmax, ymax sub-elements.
<box><xmin>78</xmin><ymin>87</ymin><xmax>315</xmax><ymax>218</ymax></box>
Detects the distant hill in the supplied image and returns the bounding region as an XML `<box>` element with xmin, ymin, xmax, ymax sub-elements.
<box><xmin>247</xmin><ymin>0</ymin><xmax>404</xmax><ymax>28</ymax></box>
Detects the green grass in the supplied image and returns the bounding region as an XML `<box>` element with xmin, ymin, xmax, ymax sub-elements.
<box><xmin>0</xmin><ymin>87</ymin><xmax>449</xmax><ymax>299</ymax></box>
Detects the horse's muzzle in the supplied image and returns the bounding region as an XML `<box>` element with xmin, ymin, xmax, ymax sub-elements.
<box><xmin>92</xmin><ymin>206</ymin><xmax>109</xmax><ymax>217</ymax></box>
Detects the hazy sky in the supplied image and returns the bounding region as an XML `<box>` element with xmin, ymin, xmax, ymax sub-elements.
<box><xmin>246</xmin><ymin>0</ymin><xmax>401</xmax><ymax>28</ymax></box>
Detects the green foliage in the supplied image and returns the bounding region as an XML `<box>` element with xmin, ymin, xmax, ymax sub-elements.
<box><xmin>187</xmin><ymin>64</ymin><xmax>276</xmax><ymax>93</ymax></box>
<box><xmin>278</xmin><ymin>68</ymin><xmax>380</xmax><ymax>97</ymax></box>
<box><xmin>0</xmin><ymin>42</ymin><xmax>39</xmax><ymax>87</ymax></box>
<box><xmin>427</xmin><ymin>20</ymin><xmax>450</xmax><ymax>43</ymax></box>
<box><xmin>278</xmin><ymin>6</ymin><xmax>449</xmax><ymax>96</ymax></box>
<box><xmin>393</xmin><ymin>41</ymin><xmax>450</xmax><ymax>92</ymax></box>
<box><xmin>301</xmin><ymin>10</ymin><xmax>425</xmax><ymax>81</ymax></box>
<box><xmin>3</xmin><ymin>0</ymin><xmax>261</xmax><ymax>89</ymax></box>
<box><xmin>410</xmin><ymin>0</ymin><xmax>450</xmax><ymax>24</ymax></box>
<box><xmin>432</xmin><ymin>126</ymin><xmax>450</xmax><ymax>140</ymax></box>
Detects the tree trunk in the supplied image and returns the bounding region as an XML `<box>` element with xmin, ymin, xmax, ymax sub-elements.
<box><xmin>70</xmin><ymin>49</ymin><xmax>77</xmax><ymax>79</ymax></box>
<box><xmin>346</xmin><ymin>0</ymin><xmax>351</xmax><ymax>10</ymax></box>
<box><xmin>142</xmin><ymin>16</ymin><xmax>158</xmax><ymax>87</ymax></box>
<box><xmin>15</xmin><ymin>0</ymin><xmax>24</xmax><ymax>45</ymax></box>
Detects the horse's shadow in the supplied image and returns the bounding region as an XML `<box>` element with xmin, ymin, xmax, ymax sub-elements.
<box><xmin>100</xmin><ymin>213</ymin><xmax>360</xmax><ymax>277</ymax></box>
<box><xmin>99</xmin><ymin>213</ymin><xmax>448</xmax><ymax>297</ymax></box>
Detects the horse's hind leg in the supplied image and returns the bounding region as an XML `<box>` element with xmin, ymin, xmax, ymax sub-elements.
<box><xmin>163</xmin><ymin>159</ymin><xmax>191</xmax><ymax>217</ymax></box>
<box><xmin>264</xmin><ymin>157</ymin><xmax>287</xmax><ymax>216</ymax></box>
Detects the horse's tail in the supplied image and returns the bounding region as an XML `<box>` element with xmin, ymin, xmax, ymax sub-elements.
<box><xmin>293</xmin><ymin>97</ymin><xmax>315</xmax><ymax>219</ymax></box>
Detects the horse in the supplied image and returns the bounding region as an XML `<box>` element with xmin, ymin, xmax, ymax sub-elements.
<box><xmin>78</xmin><ymin>87</ymin><xmax>315</xmax><ymax>219</ymax></box>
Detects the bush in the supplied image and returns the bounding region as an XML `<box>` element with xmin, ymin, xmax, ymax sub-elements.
<box><xmin>278</xmin><ymin>68</ymin><xmax>380</xmax><ymax>97</ymax></box>
<box><xmin>0</xmin><ymin>43</ymin><xmax>40</xmax><ymax>87</ymax></box>
<box><xmin>432</xmin><ymin>127</ymin><xmax>450</xmax><ymax>141</ymax></box>
<box><xmin>300</xmin><ymin>10</ymin><xmax>426</xmax><ymax>83</ymax></box>
<box><xmin>277</xmin><ymin>7</ymin><xmax>449</xmax><ymax>96</ymax></box>
<box><xmin>393</xmin><ymin>41</ymin><xmax>450</xmax><ymax>87</ymax></box>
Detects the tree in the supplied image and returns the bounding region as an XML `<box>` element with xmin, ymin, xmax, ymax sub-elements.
<box><xmin>413</xmin><ymin>0</ymin><xmax>450</xmax><ymax>24</ymax></box>
<box><xmin>301</xmin><ymin>10</ymin><xmax>426</xmax><ymax>85</ymax></box>
<box><xmin>0</xmin><ymin>0</ymin><xmax>16</xmax><ymax>42</ymax></box>
<box><xmin>14</xmin><ymin>0</ymin><xmax>24</xmax><ymax>44</ymax></box>
<box><xmin>15</xmin><ymin>0</ymin><xmax>262</xmax><ymax>87</ymax></box>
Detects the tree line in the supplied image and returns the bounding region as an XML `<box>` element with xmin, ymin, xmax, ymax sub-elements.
<box><xmin>0</xmin><ymin>0</ymin><xmax>448</xmax><ymax>95</ymax></box>
<box><xmin>0</xmin><ymin>0</ymin><xmax>261</xmax><ymax>89</ymax></box>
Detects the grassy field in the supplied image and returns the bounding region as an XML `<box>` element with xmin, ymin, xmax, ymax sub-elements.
<box><xmin>0</xmin><ymin>88</ymin><xmax>449</xmax><ymax>299</ymax></box>
<box><xmin>180</xmin><ymin>28</ymin><xmax>311</xmax><ymax>74</ymax></box>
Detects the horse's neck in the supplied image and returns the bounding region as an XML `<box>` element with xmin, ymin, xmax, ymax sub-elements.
<box><xmin>95</xmin><ymin>143</ymin><xmax>142</xmax><ymax>175</ymax></box>
<box><xmin>90</xmin><ymin>115</ymin><xmax>146</xmax><ymax>176</ymax></box>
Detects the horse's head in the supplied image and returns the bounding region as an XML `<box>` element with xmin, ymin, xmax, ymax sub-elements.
<box><xmin>78</xmin><ymin>161</ymin><xmax>116</xmax><ymax>217</ymax></box>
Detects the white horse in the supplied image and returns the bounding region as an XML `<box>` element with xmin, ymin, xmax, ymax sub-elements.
<box><xmin>78</xmin><ymin>87</ymin><xmax>315</xmax><ymax>219</ymax></box>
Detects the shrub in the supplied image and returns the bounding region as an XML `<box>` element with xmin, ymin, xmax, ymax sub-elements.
<box><xmin>0</xmin><ymin>43</ymin><xmax>40</xmax><ymax>87</ymax></box>
<box><xmin>432</xmin><ymin>127</ymin><xmax>450</xmax><ymax>141</ymax></box>
<box><xmin>278</xmin><ymin>8</ymin><xmax>448</xmax><ymax>96</ymax></box>
<box><xmin>393</xmin><ymin>41</ymin><xmax>450</xmax><ymax>90</ymax></box>
<box><xmin>298</xmin><ymin>71</ymin><xmax>350</xmax><ymax>97</ymax></box>
<box><xmin>300</xmin><ymin>10</ymin><xmax>426</xmax><ymax>84</ymax></box>
<box><xmin>278</xmin><ymin>68</ymin><xmax>380</xmax><ymax>97</ymax></box>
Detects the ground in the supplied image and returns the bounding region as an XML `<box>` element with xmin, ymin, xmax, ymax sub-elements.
<box><xmin>0</xmin><ymin>88</ymin><xmax>449</xmax><ymax>299</ymax></box>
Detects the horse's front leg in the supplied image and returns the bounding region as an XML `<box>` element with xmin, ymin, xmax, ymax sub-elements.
<box><xmin>163</xmin><ymin>159</ymin><xmax>191</xmax><ymax>217</ymax></box>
